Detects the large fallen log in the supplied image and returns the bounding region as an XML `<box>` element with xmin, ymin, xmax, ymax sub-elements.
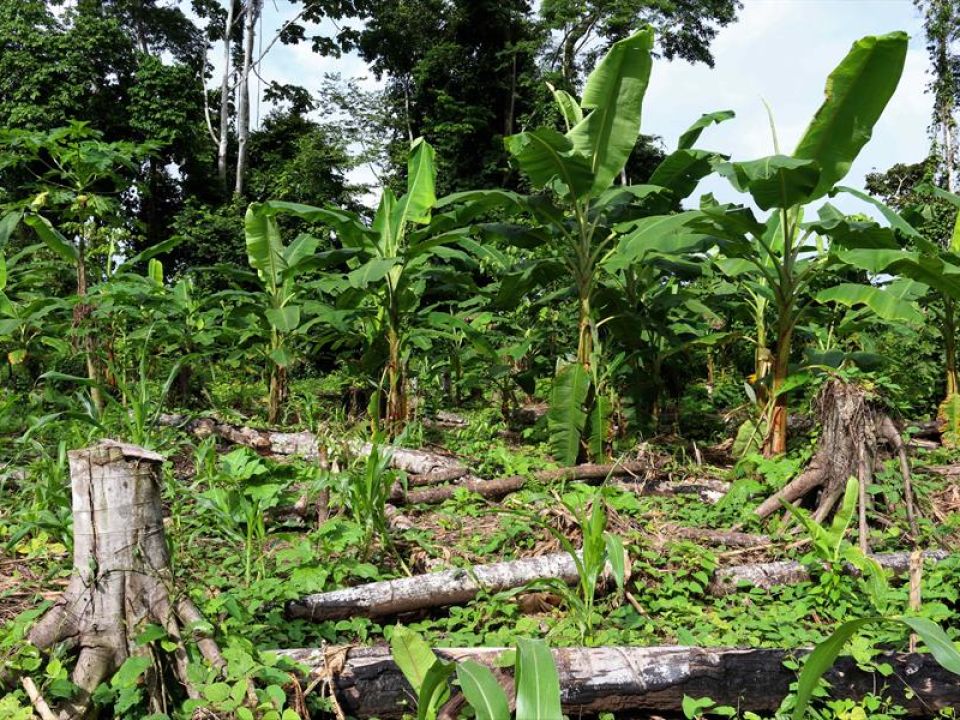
<box><xmin>274</xmin><ymin>645</ymin><xmax>960</xmax><ymax>717</ymax></box>
<box><xmin>709</xmin><ymin>549</ymin><xmax>950</xmax><ymax>596</ymax></box>
<box><xmin>286</xmin><ymin>551</ymin><xmax>581</xmax><ymax>621</ymax></box>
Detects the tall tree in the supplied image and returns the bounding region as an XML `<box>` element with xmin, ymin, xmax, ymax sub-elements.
<box><xmin>916</xmin><ymin>0</ymin><xmax>960</xmax><ymax>193</ymax></box>
<box><xmin>540</xmin><ymin>0</ymin><xmax>741</xmax><ymax>88</ymax></box>
<box><xmin>358</xmin><ymin>0</ymin><xmax>547</xmax><ymax>193</ymax></box>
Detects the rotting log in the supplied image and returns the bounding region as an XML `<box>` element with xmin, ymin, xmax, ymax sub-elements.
<box><xmin>273</xmin><ymin>645</ymin><xmax>960</xmax><ymax>718</ymax></box>
<box><xmin>709</xmin><ymin>549</ymin><xmax>950</xmax><ymax>596</ymax></box>
<box><xmin>286</xmin><ymin>551</ymin><xmax>581</xmax><ymax>621</ymax></box>
<box><xmin>160</xmin><ymin>414</ymin><xmax>322</xmax><ymax>461</ymax></box>
<box><xmin>668</xmin><ymin>526</ymin><xmax>769</xmax><ymax>548</ymax></box>
<box><xmin>18</xmin><ymin>441</ymin><xmax>231</xmax><ymax>717</ymax></box>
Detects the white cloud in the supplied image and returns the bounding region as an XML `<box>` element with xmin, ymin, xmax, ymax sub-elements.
<box><xmin>643</xmin><ymin>0</ymin><xmax>933</xmax><ymax>216</ymax></box>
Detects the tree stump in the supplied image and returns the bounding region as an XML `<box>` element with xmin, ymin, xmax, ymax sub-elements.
<box><xmin>754</xmin><ymin>380</ymin><xmax>918</xmax><ymax>542</ymax></box>
<box><xmin>24</xmin><ymin>440</ymin><xmax>226</xmax><ymax>718</ymax></box>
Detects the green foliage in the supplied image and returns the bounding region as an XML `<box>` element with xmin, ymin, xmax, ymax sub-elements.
<box><xmin>198</xmin><ymin>448</ymin><xmax>287</xmax><ymax>586</ymax></box>
<box><xmin>340</xmin><ymin>441</ymin><xmax>398</xmax><ymax>558</ymax></box>
<box><xmin>547</xmin><ymin>362</ymin><xmax>591</xmax><ymax>465</ymax></box>
<box><xmin>389</xmin><ymin>629</ymin><xmax>562</xmax><ymax>720</ymax></box>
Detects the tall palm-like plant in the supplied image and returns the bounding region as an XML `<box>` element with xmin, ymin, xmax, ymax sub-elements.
<box><xmin>699</xmin><ymin>32</ymin><xmax>912</xmax><ymax>455</ymax></box>
<box><xmin>241</xmin><ymin>205</ymin><xmax>320</xmax><ymax>423</ymax></box>
<box><xmin>496</xmin><ymin>27</ymin><xmax>731</xmax><ymax>463</ymax></box>
<box><xmin>251</xmin><ymin>139</ymin><xmax>492</xmax><ymax>434</ymax></box>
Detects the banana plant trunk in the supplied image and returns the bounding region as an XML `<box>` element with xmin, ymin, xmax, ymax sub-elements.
<box><xmin>268</xmin><ymin>365</ymin><xmax>286</xmax><ymax>425</ymax></box>
<box><xmin>764</xmin><ymin>324</ymin><xmax>793</xmax><ymax>457</ymax></box>
<box><xmin>945</xmin><ymin>297</ymin><xmax>958</xmax><ymax>398</ymax></box>
<box><xmin>577</xmin><ymin>293</ymin><xmax>593</xmax><ymax>369</ymax></box>
<box><xmin>386</xmin><ymin>323</ymin><xmax>406</xmax><ymax>436</ymax></box>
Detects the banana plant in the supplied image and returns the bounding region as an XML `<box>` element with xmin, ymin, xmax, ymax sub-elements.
<box><xmin>249</xmin><ymin>138</ymin><xmax>495</xmax><ymax>435</ymax></box>
<box><xmin>241</xmin><ymin>204</ymin><xmax>320</xmax><ymax>423</ymax></box>
<box><xmin>837</xmin><ymin>184</ymin><xmax>960</xmax><ymax>444</ymax></box>
<box><xmin>496</xmin><ymin>26</ymin><xmax>732</xmax><ymax>464</ymax></box>
<box><xmin>697</xmin><ymin>32</ymin><xmax>915</xmax><ymax>455</ymax></box>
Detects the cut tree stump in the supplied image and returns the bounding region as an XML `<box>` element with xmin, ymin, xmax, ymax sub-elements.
<box><xmin>753</xmin><ymin>380</ymin><xmax>919</xmax><ymax>543</ymax></box>
<box><xmin>274</xmin><ymin>645</ymin><xmax>960</xmax><ymax>717</ymax></box>
<box><xmin>21</xmin><ymin>440</ymin><xmax>231</xmax><ymax>718</ymax></box>
<box><xmin>286</xmin><ymin>551</ymin><xmax>583</xmax><ymax>621</ymax></box>
<box><xmin>708</xmin><ymin>549</ymin><xmax>950</xmax><ymax>596</ymax></box>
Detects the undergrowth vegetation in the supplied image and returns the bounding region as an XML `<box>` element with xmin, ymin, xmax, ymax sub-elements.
<box><xmin>1</xmin><ymin>10</ymin><xmax>960</xmax><ymax>720</ymax></box>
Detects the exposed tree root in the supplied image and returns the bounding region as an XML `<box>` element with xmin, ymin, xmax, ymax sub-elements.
<box><xmin>754</xmin><ymin>380</ymin><xmax>920</xmax><ymax>542</ymax></box>
<box><xmin>17</xmin><ymin>441</ymin><xmax>235</xmax><ymax>719</ymax></box>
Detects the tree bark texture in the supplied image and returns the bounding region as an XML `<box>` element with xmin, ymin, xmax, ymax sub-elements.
<box><xmin>274</xmin><ymin>645</ymin><xmax>960</xmax><ymax>718</ymax></box>
<box><xmin>708</xmin><ymin>550</ymin><xmax>949</xmax><ymax>596</ymax></box>
<box><xmin>286</xmin><ymin>551</ymin><xmax>581</xmax><ymax>621</ymax></box>
<box><xmin>754</xmin><ymin>380</ymin><xmax>917</xmax><ymax>535</ymax></box>
<box><xmin>24</xmin><ymin>441</ymin><xmax>226</xmax><ymax>717</ymax></box>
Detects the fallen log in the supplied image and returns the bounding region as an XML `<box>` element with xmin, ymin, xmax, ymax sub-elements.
<box><xmin>286</xmin><ymin>551</ymin><xmax>581</xmax><ymax>621</ymax></box>
<box><xmin>160</xmin><ymin>414</ymin><xmax>323</xmax><ymax>461</ymax></box>
<box><xmin>160</xmin><ymin>415</ymin><xmax>465</xmax><ymax>475</ymax></box>
<box><xmin>668</xmin><ymin>526</ymin><xmax>769</xmax><ymax>548</ymax></box>
<box><xmin>400</xmin><ymin>461</ymin><xmax>678</xmax><ymax>505</ymax></box>
<box><xmin>709</xmin><ymin>549</ymin><xmax>950</xmax><ymax>596</ymax></box>
<box><xmin>273</xmin><ymin>645</ymin><xmax>960</xmax><ymax>717</ymax></box>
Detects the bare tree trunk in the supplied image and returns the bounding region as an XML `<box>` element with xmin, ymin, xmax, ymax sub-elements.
<box><xmin>217</xmin><ymin>0</ymin><xmax>235</xmax><ymax>189</ymax></box>
<box><xmin>235</xmin><ymin>0</ymin><xmax>260</xmax><ymax>196</ymax></box>
<box><xmin>275</xmin><ymin>645</ymin><xmax>960</xmax><ymax>718</ymax></box>
<box><xmin>23</xmin><ymin>441</ymin><xmax>229</xmax><ymax>717</ymax></box>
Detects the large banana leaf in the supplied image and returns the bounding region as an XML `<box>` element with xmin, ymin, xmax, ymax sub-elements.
<box><xmin>391</xmin><ymin>138</ymin><xmax>437</xmax><ymax>236</ymax></box>
<box><xmin>547</xmin><ymin>82</ymin><xmax>583</xmax><ymax>132</ymax></box>
<box><xmin>648</xmin><ymin>148</ymin><xmax>721</xmax><ymax>201</ymax></box>
<box><xmin>834</xmin><ymin>185</ymin><xmax>932</xmax><ymax>250</ymax></box>
<box><xmin>567</xmin><ymin>28</ymin><xmax>654</xmax><ymax>195</ymax></box>
<box><xmin>257</xmin><ymin>200</ymin><xmax>372</xmax><ymax>247</ymax></box>
<box><xmin>547</xmin><ymin>362</ymin><xmax>591</xmax><ymax>466</ymax></box>
<box><xmin>244</xmin><ymin>204</ymin><xmax>287</xmax><ymax>290</ymax></box>
<box><xmin>676</xmin><ymin>109</ymin><xmax>734</xmax><ymax>150</ymax></box>
<box><xmin>838</xmin><ymin>248</ymin><xmax>960</xmax><ymax>299</ymax></box>
<box><xmin>23</xmin><ymin>214</ymin><xmax>79</xmax><ymax>263</ymax></box>
<box><xmin>605</xmin><ymin>211</ymin><xmax>703</xmax><ymax>270</ymax></box>
<box><xmin>794</xmin><ymin>32</ymin><xmax>908</xmax><ymax>201</ymax></box>
<box><xmin>264</xmin><ymin>305</ymin><xmax>301</xmax><ymax>333</ymax></box>
<box><xmin>816</xmin><ymin>283</ymin><xmax>923</xmax><ymax>324</ymax></box>
<box><xmin>717</xmin><ymin>155</ymin><xmax>820</xmax><ymax>210</ymax></box>
<box><xmin>505</xmin><ymin>129</ymin><xmax>593</xmax><ymax>198</ymax></box>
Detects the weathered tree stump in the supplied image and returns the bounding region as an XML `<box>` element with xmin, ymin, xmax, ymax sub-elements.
<box><xmin>754</xmin><ymin>380</ymin><xmax>918</xmax><ymax>543</ymax></box>
<box><xmin>23</xmin><ymin>440</ymin><xmax>227</xmax><ymax>718</ymax></box>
